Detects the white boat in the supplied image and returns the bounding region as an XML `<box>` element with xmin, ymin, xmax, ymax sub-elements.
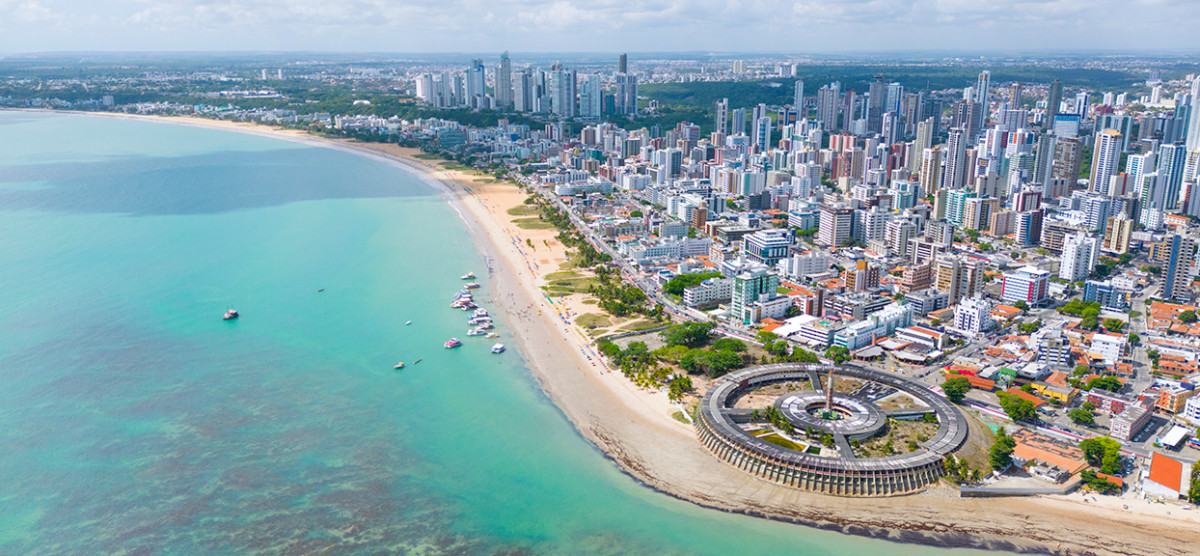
<box><xmin>475</xmin><ymin>321</ymin><xmax>494</xmax><ymax>330</ymax></box>
<box><xmin>406</xmin><ymin>320</ymin><xmax>413</xmax><ymax>325</ymax></box>
<box><xmin>464</xmin><ymin>282</ymin><xmax>481</xmax><ymax>289</ymax></box>
<box><xmin>466</xmin><ymin>327</ymin><xmax>486</xmax><ymax>336</ymax></box>
<box><xmin>393</xmin><ymin>362</ymin><xmax>405</xmax><ymax>369</ymax></box>
<box><xmin>461</xmin><ymin>272</ymin><xmax>476</xmax><ymax>280</ymax></box>
<box><xmin>223</xmin><ymin>309</ymin><xmax>239</xmax><ymax>320</ymax></box>
<box><xmin>472</xmin><ymin>308</ymin><xmax>489</xmax><ymax>317</ymax></box>
<box><xmin>444</xmin><ymin>338</ymin><xmax>462</xmax><ymax>349</ymax></box>
<box><xmin>491</xmin><ymin>343</ymin><xmax>506</xmax><ymax>354</ymax></box>
<box><xmin>486</xmin><ymin>332</ymin><xmax>500</xmax><ymax>339</ymax></box>
<box><xmin>468</xmin><ymin>316</ymin><xmax>492</xmax><ymax>325</ymax></box>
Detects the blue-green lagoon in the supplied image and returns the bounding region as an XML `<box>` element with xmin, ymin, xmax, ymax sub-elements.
<box><xmin>0</xmin><ymin>111</ymin><xmax>997</xmax><ymax>554</ymax></box>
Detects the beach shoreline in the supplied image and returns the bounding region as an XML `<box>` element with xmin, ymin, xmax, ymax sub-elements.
<box><xmin>15</xmin><ymin>109</ymin><xmax>1200</xmax><ymax>555</ymax></box>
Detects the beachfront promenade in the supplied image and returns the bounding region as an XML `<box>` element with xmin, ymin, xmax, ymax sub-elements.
<box><xmin>695</xmin><ymin>363</ymin><xmax>968</xmax><ymax>497</ymax></box>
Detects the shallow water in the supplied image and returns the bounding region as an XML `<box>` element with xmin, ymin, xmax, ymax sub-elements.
<box><xmin>0</xmin><ymin>111</ymin><xmax>1000</xmax><ymax>555</ymax></box>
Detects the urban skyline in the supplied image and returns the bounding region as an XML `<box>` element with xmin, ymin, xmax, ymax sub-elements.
<box><xmin>1</xmin><ymin>0</ymin><xmax>1200</xmax><ymax>53</ymax></box>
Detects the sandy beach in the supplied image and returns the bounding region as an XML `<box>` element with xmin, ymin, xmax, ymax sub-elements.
<box><xmin>31</xmin><ymin>110</ymin><xmax>1200</xmax><ymax>555</ymax></box>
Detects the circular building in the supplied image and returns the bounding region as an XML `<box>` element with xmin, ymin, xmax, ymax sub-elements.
<box><xmin>694</xmin><ymin>363</ymin><xmax>968</xmax><ymax>497</ymax></box>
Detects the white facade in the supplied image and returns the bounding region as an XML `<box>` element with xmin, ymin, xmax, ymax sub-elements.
<box><xmin>954</xmin><ymin>296</ymin><xmax>994</xmax><ymax>336</ymax></box>
<box><xmin>681</xmin><ymin>277</ymin><xmax>733</xmax><ymax>307</ymax></box>
<box><xmin>1060</xmin><ymin>232</ymin><xmax>1099</xmax><ymax>281</ymax></box>
<box><xmin>831</xmin><ymin>303</ymin><xmax>913</xmax><ymax>350</ymax></box>
<box><xmin>1091</xmin><ymin>332</ymin><xmax>1126</xmax><ymax>364</ymax></box>
<box><xmin>1183</xmin><ymin>395</ymin><xmax>1200</xmax><ymax>425</ymax></box>
<box><xmin>776</xmin><ymin>253</ymin><xmax>832</xmax><ymax>278</ymax></box>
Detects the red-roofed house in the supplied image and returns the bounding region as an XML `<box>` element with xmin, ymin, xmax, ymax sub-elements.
<box><xmin>1004</xmin><ymin>387</ymin><xmax>1047</xmax><ymax>408</ymax></box>
<box><xmin>1143</xmin><ymin>452</ymin><xmax>1185</xmax><ymax>499</ymax></box>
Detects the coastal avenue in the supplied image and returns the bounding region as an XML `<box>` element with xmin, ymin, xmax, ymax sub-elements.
<box><xmin>519</xmin><ymin>175</ymin><xmax>704</xmax><ymax>323</ymax></box>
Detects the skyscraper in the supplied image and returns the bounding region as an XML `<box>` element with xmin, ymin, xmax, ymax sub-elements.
<box><xmin>975</xmin><ymin>70</ymin><xmax>991</xmax><ymax>132</ymax></box>
<box><xmin>495</xmin><ymin>52</ymin><xmax>513</xmax><ymax>109</ymax></box>
<box><xmin>549</xmin><ymin>66</ymin><xmax>576</xmax><ymax>118</ymax></box>
<box><xmin>513</xmin><ymin>68</ymin><xmax>532</xmax><ymax>112</ymax></box>
<box><xmin>867</xmin><ymin>76</ymin><xmax>886</xmax><ymax>134</ymax></box>
<box><xmin>1060</xmin><ymin>232</ymin><xmax>1099</xmax><ymax>281</ymax></box>
<box><xmin>615</xmin><ymin>73</ymin><xmax>637</xmax><ymax>115</ymax></box>
<box><xmin>1046</xmin><ymin>79</ymin><xmax>1063</xmax><ymax>130</ymax></box>
<box><xmin>1159</xmin><ymin>143</ymin><xmax>1188</xmax><ymax>212</ymax></box>
<box><xmin>578</xmin><ymin>73</ymin><xmax>602</xmax><ymax>119</ymax></box>
<box><xmin>1187</xmin><ymin>77</ymin><xmax>1200</xmax><ymax>152</ymax></box>
<box><xmin>1163</xmin><ymin>234</ymin><xmax>1196</xmax><ymax>302</ymax></box>
<box><xmin>941</xmin><ymin>127</ymin><xmax>969</xmax><ymax>192</ymax></box>
<box><xmin>618</xmin><ymin>53</ymin><xmax>627</xmax><ymax>74</ymax></box>
<box><xmin>466</xmin><ymin>59</ymin><xmax>486</xmax><ymax>109</ymax></box>
<box><xmin>715</xmin><ymin>98</ymin><xmax>729</xmax><ymax>136</ymax></box>
<box><xmin>793</xmin><ymin>80</ymin><xmax>804</xmax><ymax>110</ymax></box>
<box><xmin>816</xmin><ymin>83</ymin><xmax>840</xmax><ymax>131</ymax></box>
<box><xmin>1089</xmin><ymin>129</ymin><xmax>1123</xmax><ymax>195</ymax></box>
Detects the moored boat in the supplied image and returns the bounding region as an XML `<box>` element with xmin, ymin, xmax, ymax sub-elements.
<box><xmin>464</xmin><ymin>282</ymin><xmax>481</xmax><ymax>289</ymax></box>
<box><xmin>461</xmin><ymin>272</ymin><xmax>476</xmax><ymax>280</ymax></box>
<box><xmin>444</xmin><ymin>338</ymin><xmax>462</xmax><ymax>349</ymax></box>
<box><xmin>491</xmin><ymin>343</ymin><xmax>505</xmax><ymax>354</ymax></box>
<box><xmin>223</xmin><ymin>309</ymin><xmax>239</xmax><ymax>320</ymax></box>
<box><xmin>393</xmin><ymin>362</ymin><xmax>405</xmax><ymax>369</ymax></box>
<box><xmin>466</xmin><ymin>327</ymin><xmax>486</xmax><ymax>336</ymax></box>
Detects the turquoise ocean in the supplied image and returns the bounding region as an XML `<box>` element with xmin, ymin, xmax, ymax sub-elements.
<box><xmin>0</xmin><ymin>112</ymin><xmax>997</xmax><ymax>554</ymax></box>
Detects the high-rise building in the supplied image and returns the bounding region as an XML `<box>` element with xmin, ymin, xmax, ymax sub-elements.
<box><xmin>845</xmin><ymin>259</ymin><xmax>880</xmax><ymax>292</ymax></box>
<box><xmin>715</xmin><ymin>98</ymin><xmax>728</xmax><ymax>136</ymax></box>
<box><xmin>818</xmin><ymin>203</ymin><xmax>854</xmax><ymax>246</ymax></box>
<box><xmin>919</xmin><ymin>146</ymin><xmax>942</xmax><ymax>196</ymax></box>
<box><xmin>1158</xmin><ymin>143</ymin><xmax>1188</xmax><ymax>212</ymax></box>
<box><xmin>513</xmin><ymin>68</ymin><xmax>533</xmax><ymax>112</ymax></box>
<box><xmin>731</xmin><ymin>108</ymin><xmax>747</xmax><ymax>136</ymax></box>
<box><xmin>1014</xmin><ymin>209</ymin><xmax>1044</xmax><ymax>246</ymax></box>
<box><xmin>1103</xmin><ymin>213</ymin><xmax>1133</xmax><ymax>254</ymax></box>
<box><xmin>975</xmin><ymin>70</ymin><xmax>991</xmax><ymax>132</ymax></box>
<box><xmin>793</xmin><ymin>80</ymin><xmax>805</xmax><ymax>110</ymax></box>
<box><xmin>867</xmin><ymin>76</ymin><xmax>886</xmax><ymax>134</ymax></box>
<box><xmin>955</xmin><ymin>295</ymin><xmax>994</xmax><ymax>336</ymax></box>
<box><xmin>551</xmin><ymin>67</ymin><xmax>577</xmax><ymax>118</ymax></box>
<box><xmin>1053</xmin><ymin>136</ymin><xmax>1083</xmax><ymax>183</ymax></box>
<box><xmin>1060</xmin><ymin>232</ymin><xmax>1099</xmax><ymax>281</ymax></box>
<box><xmin>730</xmin><ymin>266</ymin><xmax>781</xmax><ymax>325</ymax></box>
<box><xmin>1046</xmin><ymin>79</ymin><xmax>1063</xmax><ymax>129</ymax></box>
<box><xmin>495</xmin><ymin>52</ymin><xmax>513</xmax><ymax>109</ymax></box>
<box><xmin>466</xmin><ymin>59</ymin><xmax>486</xmax><ymax>109</ymax></box>
<box><xmin>1089</xmin><ymin>129</ymin><xmax>1123</xmax><ymax>194</ymax></box>
<box><xmin>941</xmin><ymin>127</ymin><xmax>969</xmax><ymax>191</ymax></box>
<box><xmin>1163</xmin><ymin>234</ymin><xmax>1196</xmax><ymax>302</ymax></box>
<box><xmin>910</xmin><ymin>118</ymin><xmax>935</xmax><ymax>173</ymax></box>
<box><xmin>618</xmin><ymin>53</ymin><xmax>627</xmax><ymax>74</ymax></box>
<box><xmin>1001</xmin><ymin>266</ymin><xmax>1050</xmax><ymax>305</ymax></box>
<box><xmin>934</xmin><ymin>255</ymin><xmax>983</xmax><ymax>304</ymax></box>
<box><xmin>578</xmin><ymin>73</ymin><xmax>602</xmax><ymax>119</ymax></box>
<box><xmin>816</xmin><ymin>82</ymin><xmax>840</xmax><ymax>131</ymax></box>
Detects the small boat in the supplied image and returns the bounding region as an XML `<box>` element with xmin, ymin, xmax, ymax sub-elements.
<box><xmin>466</xmin><ymin>327</ymin><xmax>486</xmax><ymax>336</ymax></box>
<box><xmin>393</xmin><ymin>362</ymin><xmax>405</xmax><ymax>369</ymax></box>
<box><xmin>475</xmin><ymin>321</ymin><xmax>494</xmax><ymax>330</ymax></box>
<box><xmin>317</xmin><ymin>288</ymin><xmax>325</xmax><ymax>293</ymax></box>
<box><xmin>468</xmin><ymin>316</ymin><xmax>491</xmax><ymax>325</ymax></box>
<box><xmin>464</xmin><ymin>282</ymin><xmax>481</xmax><ymax>289</ymax></box>
<box><xmin>413</xmin><ymin>358</ymin><xmax>422</xmax><ymax>364</ymax></box>
<box><xmin>472</xmin><ymin>308</ymin><xmax>489</xmax><ymax>317</ymax></box>
<box><xmin>491</xmin><ymin>343</ymin><xmax>506</xmax><ymax>354</ymax></box>
<box><xmin>444</xmin><ymin>338</ymin><xmax>462</xmax><ymax>349</ymax></box>
<box><xmin>223</xmin><ymin>309</ymin><xmax>239</xmax><ymax>320</ymax></box>
<box><xmin>461</xmin><ymin>272</ymin><xmax>476</xmax><ymax>280</ymax></box>
<box><xmin>454</xmin><ymin>289</ymin><xmax>470</xmax><ymax>297</ymax></box>
<box><xmin>486</xmin><ymin>332</ymin><xmax>499</xmax><ymax>339</ymax></box>
<box><xmin>406</xmin><ymin>320</ymin><xmax>413</xmax><ymax>325</ymax></box>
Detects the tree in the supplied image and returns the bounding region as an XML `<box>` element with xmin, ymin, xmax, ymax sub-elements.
<box><xmin>1086</xmin><ymin>376</ymin><xmax>1123</xmax><ymax>392</ymax></box>
<box><xmin>998</xmin><ymin>392</ymin><xmax>1038</xmax><ymax>422</ymax></box>
<box><xmin>1014</xmin><ymin>300</ymin><xmax>1030</xmax><ymax>311</ymax></box>
<box><xmin>1103</xmin><ymin>318</ymin><xmax>1125</xmax><ymax>332</ymax></box>
<box><xmin>990</xmin><ymin>429</ymin><xmax>1016</xmax><ymax>471</ymax></box>
<box><xmin>1069</xmin><ymin>408</ymin><xmax>1096</xmax><ymax>426</ymax></box>
<box><xmin>660</xmin><ymin>322</ymin><xmax>714</xmax><ymax>348</ymax></box>
<box><xmin>1073</xmin><ymin>364</ymin><xmax>1090</xmax><ymax>376</ymax></box>
<box><xmin>711</xmin><ymin>337</ymin><xmax>747</xmax><ymax>353</ymax></box>
<box><xmin>1080</xmin><ymin>437</ymin><xmax>1122</xmax><ymax>469</ymax></box>
<box><xmin>705</xmin><ymin>349</ymin><xmax>743</xmax><ymax>377</ymax></box>
<box><xmin>825</xmin><ymin>345</ymin><xmax>851</xmax><ymax>365</ymax></box>
<box><xmin>784</xmin><ymin>305</ymin><xmax>803</xmax><ymax>318</ymax></box>
<box><xmin>1019</xmin><ymin>319</ymin><xmax>1042</xmax><ymax>334</ymax></box>
<box><xmin>942</xmin><ymin>376</ymin><xmax>971</xmax><ymax>403</ymax></box>
<box><xmin>667</xmin><ymin>374</ymin><xmax>693</xmax><ymax>401</ymax></box>
<box><xmin>1181</xmin><ymin>310</ymin><xmax>1198</xmax><ymax>323</ymax></box>
<box><xmin>1128</xmin><ymin>333</ymin><xmax>1141</xmax><ymax>346</ymax></box>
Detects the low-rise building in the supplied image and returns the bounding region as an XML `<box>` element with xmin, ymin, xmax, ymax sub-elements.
<box><xmin>905</xmin><ymin>289</ymin><xmax>949</xmax><ymax>316</ymax></box>
<box><xmin>895</xmin><ymin>325</ymin><xmax>949</xmax><ymax>350</ymax></box>
<box><xmin>681</xmin><ymin>277</ymin><xmax>733</xmax><ymax>307</ymax></box>
<box><xmin>1110</xmin><ymin>405</ymin><xmax>1152</xmax><ymax>441</ymax></box>
<box><xmin>1143</xmin><ymin>452</ymin><xmax>1186</xmax><ymax>499</ymax></box>
<box><xmin>1156</xmin><ymin>383</ymin><xmax>1195</xmax><ymax>414</ymax></box>
<box><xmin>1183</xmin><ymin>395</ymin><xmax>1200</xmax><ymax>425</ymax></box>
<box><xmin>831</xmin><ymin>303</ymin><xmax>913</xmax><ymax>350</ymax></box>
<box><xmin>1090</xmin><ymin>332</ymin><xmax>1127</xmax><ymax>364</ymax></box>
<box><xmin>1087</xmin><ymin>389</ymin><xmax>1133</xmax><ymax>413</ymax></box>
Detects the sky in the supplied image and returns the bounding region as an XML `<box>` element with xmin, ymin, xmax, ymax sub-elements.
<box><xmin>0</xmin><ymin>0</ymin><xmax>1198</xmax><ymax>54</ymax></box>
